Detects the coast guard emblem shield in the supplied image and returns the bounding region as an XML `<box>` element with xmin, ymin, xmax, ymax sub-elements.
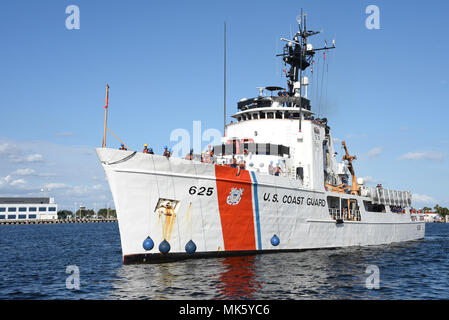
<box><xmin>226</xmin><ymin>187</ymin><xmax>244</xmax><ymax>205</ymax></box>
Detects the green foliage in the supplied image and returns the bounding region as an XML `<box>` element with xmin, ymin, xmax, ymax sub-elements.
<box><xmin>57</xmin><ymin>210</ymin><xmax>73</xmax><ymax>219</ymax></box>
<box><xmin>97</xmin><ymin>208</ymin><xmax>117</xmax><ymax>218</ymax></box>
<box><xmin>75</xmin><ymin>209</ymin><xmax>95</xmax><ymax>218</ymax></box>
<box><xmin>58</xmin><ymin>207</ymin><xmax>117</xmax><ymax>219</ymax></box>
<box><xmin>434</xmin><ymin>205</ymin><xmax>449</xmax><ymax>218</ymax></box>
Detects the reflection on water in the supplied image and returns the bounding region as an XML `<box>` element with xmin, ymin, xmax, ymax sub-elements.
<box><xmin>106</xmin><ymin>230</ymin><xmax>449</xmax><ymax>300</ymax></box>
<box><xmin>1</xmin><ymin>223</ymin><xmax>448</xmax><ymax>299</ymax></box>
<box><xmin>217</xmin><ymin>256</ymin><xmax>261</xmax><ymax>299</ymax></box>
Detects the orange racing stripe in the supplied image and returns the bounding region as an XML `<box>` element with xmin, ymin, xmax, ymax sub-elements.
<box><xmin>215</xmin><ymin>165</ymin><xmax>256</xmax><ymax>251</ymax></box>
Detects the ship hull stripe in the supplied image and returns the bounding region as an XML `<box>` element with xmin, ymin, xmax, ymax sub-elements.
<box><xmin>250</xmin><ymin>171</ymin><xmax>262</xmax><ymax>250</ymax></box>
<box><xmin>215</xmin><ymin>165</ymin><xmax>256</xmax><ymax>251</ymax></box>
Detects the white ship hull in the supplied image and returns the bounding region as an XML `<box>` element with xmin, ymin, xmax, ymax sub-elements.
<box><xmin>97</xmin><ymin>148</ymin><xmax>425</xmax><ymax>264</ymax></box>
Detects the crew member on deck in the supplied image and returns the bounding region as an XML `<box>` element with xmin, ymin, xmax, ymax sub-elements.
<box><xmin>209</xmin><ymin>148</ymin><xmax>214</xmax><ymax>163</ymax></box>
<box><xmin>268</xmin><ymin>161</ymin><xmax>274</xmax><ymax>175</ymax></box>
<box><xmin>186</xmin><ymin>149</ymin><xmax>193</xmax><ymax>160</ymax></box>
<box><xmin>274</xmin><ymin>165</ymin><xmax>282</xmax><ymax>176</ymax></box>
<box><xmin>239</xmin><ymin>160</ymin><xmax>246</xmax><ymax>170</ymax></box>
<box><xmin>143</xmin><ymin>144</ymin><xmax>149</xmax><ymax>153</ymax></box>
<box><xmin>119</xmin><ymin>144</ymin><xmax>127</xmax><ymax>150</ymax></box>
<box><xmin>163</xmin><ymin>147</ymin><xmax>172</xmax><ymax>158</ymax></box>
<box><xmin>230</xmin><ymin>157</ymin><xmax>238</xmax><ymax>168</ymax></box>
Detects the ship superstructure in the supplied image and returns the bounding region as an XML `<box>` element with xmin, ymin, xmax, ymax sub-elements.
<box><xmin>96</xmin><ymin>14</ymin><xmax>424</xmax><ymax>264</ymax></box>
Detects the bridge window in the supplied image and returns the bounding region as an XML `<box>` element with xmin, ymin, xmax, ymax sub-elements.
<box><xmin>214</xmin><ymin>142</ymin><xmax>290</xmax><ymax>157</ymax></box>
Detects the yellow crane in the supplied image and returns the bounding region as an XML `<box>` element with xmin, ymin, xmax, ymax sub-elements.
<box><xmin>341</xmin><ymin>141</ymin><xmax>360</xmax><ymax>196</ymax></box>
<box><xmin>324</xmin><ymin>141</ymin><xmax>360</xmax><ymax>196</ymax></box>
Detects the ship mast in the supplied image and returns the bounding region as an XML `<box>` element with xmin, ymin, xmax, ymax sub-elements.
<box><xmin>277</xmin><ymin>11</ymin><xmax>335</xmax><ymax>131</ymax></box>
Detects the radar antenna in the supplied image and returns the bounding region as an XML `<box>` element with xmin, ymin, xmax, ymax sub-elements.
<box><xmin>276</xmin><ymin>10</ymin><xmax>335</xmax><ymax>131</ymax></box>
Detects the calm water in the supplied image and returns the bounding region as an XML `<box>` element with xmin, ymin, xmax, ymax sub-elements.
<box><xmin>0</xmin><ymin>222</ymin><xmax>448</xmax><ymax>299</ymax></box>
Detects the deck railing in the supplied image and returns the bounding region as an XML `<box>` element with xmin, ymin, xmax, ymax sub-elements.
<box><xmin>329</xmin><ymin>208</ymin><xmax>361</xmax><ymax>222</ymax></box>
<box><xmin>360</xmin><ymin>186</ymin><xmax>412</xmax><ymax>207</ymax></box>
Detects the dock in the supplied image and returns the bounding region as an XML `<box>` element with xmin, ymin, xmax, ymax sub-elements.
<box><xmin>0</xmin><ymin>218</ymin><xmax>117</xmax><ymax>225</ymax></box>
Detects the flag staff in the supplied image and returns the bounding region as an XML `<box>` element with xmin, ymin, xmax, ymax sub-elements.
<box><xmin>223</xmin><ymin>21</ymin><xmax>227</xmax><ymax>136</ymax></box>
<box><xmin>102</xmin><ymin>84</ymin><xmax>109</xmax><ymax>148</ymax></box>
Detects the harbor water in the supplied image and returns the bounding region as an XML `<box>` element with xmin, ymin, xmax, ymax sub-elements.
<box><xmin>0</xmin><ymin>222</ymin><xmax>448</xmax><ymax>299</ymax></box>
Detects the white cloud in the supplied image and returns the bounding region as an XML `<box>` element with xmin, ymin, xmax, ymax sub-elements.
<box><xmin>398</xmin><ymin>152</ymin><xmax>445</xmax><ymax>161</ymax></box>
<box><xmin>0</xmin><ymin>175</ymin><xmax>28</xmax><ymax>189</ymax></box>
<box><xmin>359</xmin><ymin>176</ymin><xmax>382</xmax><ymax>185</ymax></box>
<box><xmin>413</xmin><ymin>193</ymin><xmax>437</xmax><ymax>204</ymax></box>
<box><xmin>45</xmin><ymin>183</ymin><xmax>70</xmax><ymax>190</ymax></box>
<box><xmin>365</xmin><ymin>147</ymin><xmax>383</xmax><ymax>159</ymax></box>
<box><xmin>12</xmin><ymin>168</ymin><xmax>36</xmax><ymax>176</ymax></box>
<box><xmin>39</xmin><ymin>173</ymin><xmax>57</xmax><ymax>178</ymax></box>
<box><xmin>26</xmin><ymin>154</ymin><xmax>44</xmax><ymax>162</ymax></box>
<box><xmin>0</xmin><ymin>137</ymin><xmax>114</xmax><ymax>209</ymax></box>
<box><xmin>10</xmin><ymin>179</ymin><xmax>26</xmax><ymax>186</ymax></box>
<box><xmin>0</xmin><ymin>143</ymin><xmax>9</xmax><ymax>153</ymax></box>
<box><xmin>71</xmin><ymin>186</ymin><xmax>91</xmax><ymax>196</ymax></box>
<box><xmin>0</xmin><ymin>142</ymin><xmax>21</xmax><ymax>156</ymax></box>
<box><xmin>9</xmin><ymin>153</ymin><xmax>44</xmax><ymax>163</ymax></box>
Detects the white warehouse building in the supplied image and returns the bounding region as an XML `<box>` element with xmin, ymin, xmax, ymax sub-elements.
<box><xmin>0</xmin><ymin>197</ymin><xmax>58</xmax><ymax>220</ymax></box>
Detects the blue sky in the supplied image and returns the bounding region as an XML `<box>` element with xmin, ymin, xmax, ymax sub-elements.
<box><xmin>0</xmin><ymin>0</ymin><xmax>448</xmax><ymax>210</ymax></box>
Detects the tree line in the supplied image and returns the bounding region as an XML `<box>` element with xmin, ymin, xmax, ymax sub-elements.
<box><xmin>57</xmin><ymin>208</ymin><xmax>117</xmax><ymax>219</ymax></box>
<box><xmin>421</xmin><ymin>205</ymin><xmax>449</xmax><ymax>218</ymax></box>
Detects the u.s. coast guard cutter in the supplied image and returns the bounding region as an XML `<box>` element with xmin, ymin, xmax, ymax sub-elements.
<box><xmin>96</xmin><ymin>15</ymin><xmax>425</xmax><ymax>264</ymax></box>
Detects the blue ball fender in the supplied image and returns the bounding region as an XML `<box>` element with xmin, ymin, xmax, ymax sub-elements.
<box><xmin>271</xmin><ymin>234</ymin><xmax>280</xmax><ymax>246</ymax></box>
<box><xmin>159</xmin><ymin>239</ymin><xmax>171</xmax><ymax>254</ymax></box>
<box><xmin>185</xmin><ymin>240</ymin><xmax>197</xmax><ymax>254</ymax></box>
<box><xmin>142</xmin><ymin>236</ymin><xmax>154</xmax><ymax>251</ymax></box>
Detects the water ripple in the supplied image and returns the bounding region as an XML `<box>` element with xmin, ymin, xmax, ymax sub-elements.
<box><xmin>1</xmin><ymin>223</ymin><xmax>448</xmax><ymax>299</ymax></box>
